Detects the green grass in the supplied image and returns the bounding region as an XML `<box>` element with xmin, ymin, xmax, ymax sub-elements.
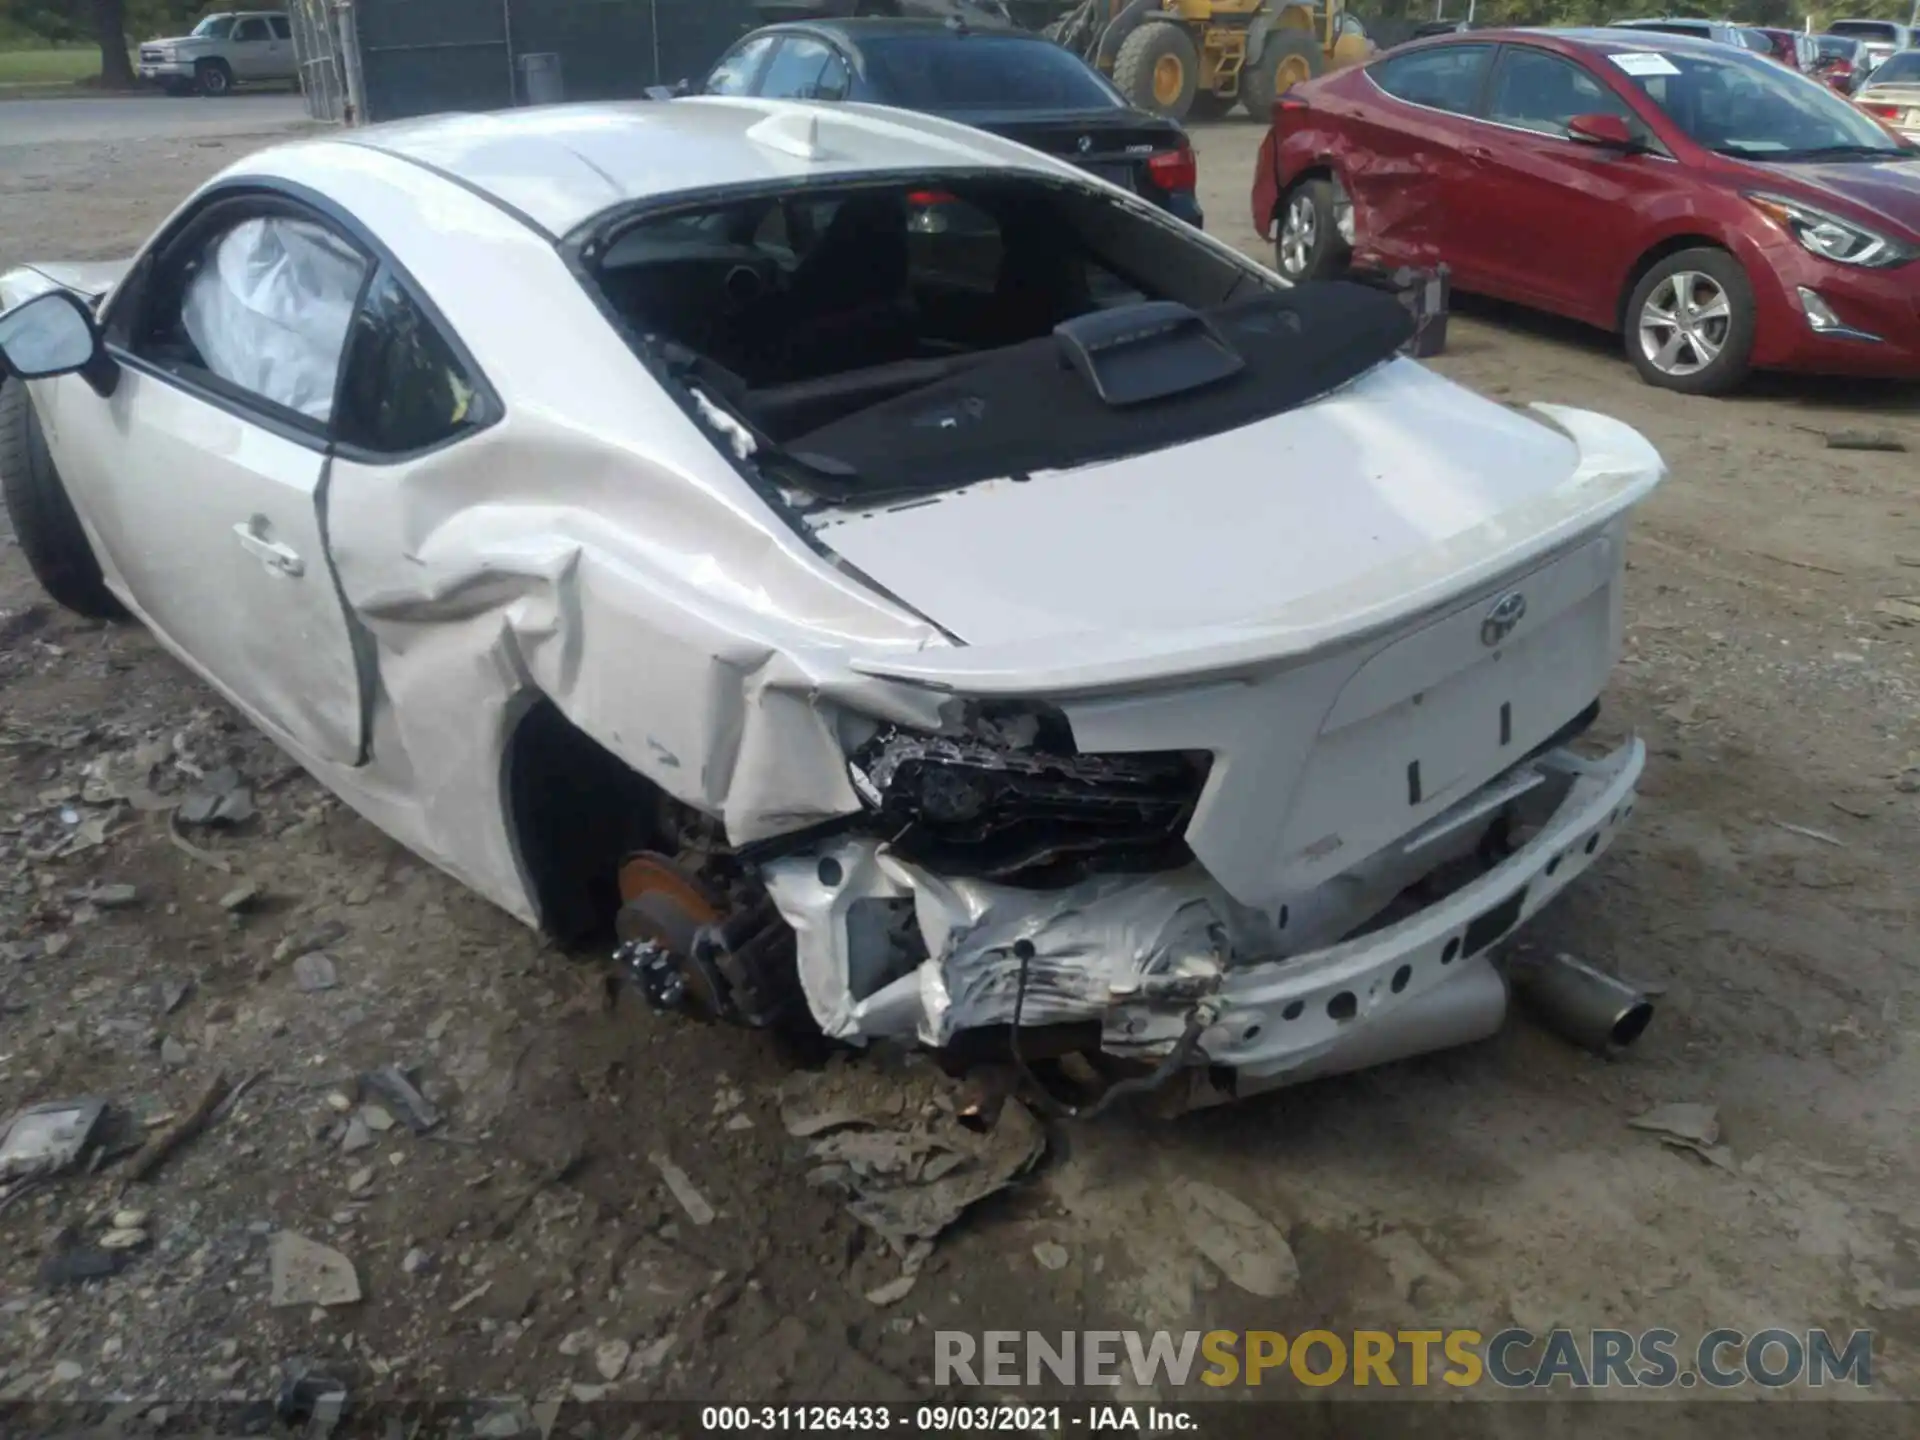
<box><xmin>0</xmin><ymin>47</ymin><xmax>122</xmax><ymax>88</ymax></box>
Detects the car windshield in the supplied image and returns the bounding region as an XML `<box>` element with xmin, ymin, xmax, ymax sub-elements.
<box><xmin>1829</xmin><ymin>22</ymin><xmax>1897</xmax><ymax>42</ymax></box>
<box><xmin>575</xmin><ymin>174</ymin><xmax>1412</xmax><ymax>504</ymax></box>
<box><xmin>1611</xmin><ymin>45</ymin><xmax>1907</xmax><ymax>158</ymax></box>
<box><xmin>861</xmin><ymin>35</ymin><xmax>1122</xmax><ymax>110</ymax></box>
<box><xmin>1867</xmin><ymin>51</ymin><xmax>1920</xmax><ymax>84</ymax></box>
<box><xmin>191</xmin><ymin>16</ymin><xmax>234</xmax><ymax>37</ymax></box>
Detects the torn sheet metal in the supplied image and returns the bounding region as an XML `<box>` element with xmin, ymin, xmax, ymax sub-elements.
<box><xmin>764</xmin><ymin>739</ymin><xmax>1641</xmax><ymax>1084</ymax></box>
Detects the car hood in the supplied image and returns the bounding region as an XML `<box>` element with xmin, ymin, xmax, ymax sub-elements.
<box><xmin>1742</xmin><ymin>153</ymin><xmax>1920</xmax><ymax>236</ymax></box>
<box><xmin>145</xmin><ymin>34</ymin><xmax>207</xmax><ymax>47</ymax></box>
<box><xmin>816</xmin><ymin>360</ymin><xmax>1665</xmax><ymax>691</ymax></box>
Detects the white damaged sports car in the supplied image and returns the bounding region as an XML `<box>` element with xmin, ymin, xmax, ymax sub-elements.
<box><xmin>0</xmin><ymin>99</ymin><xmax>1665</xmax><ymax>1108</ymax></box>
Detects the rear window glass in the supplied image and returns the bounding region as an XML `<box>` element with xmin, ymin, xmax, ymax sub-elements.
<box><xmin>862</xmin><ymin>35</ymin><xmax>1120</xmax><ymax>110</ymax></box>
<box><xmin>1869</xmin><ymin>51</ymin><xmax>1920</xmax><ymax>82</ymax></box>
<box><xmin>1830</xmin><ymin>22</ymin><xmax>1899</xmax><ymax>42</ymax></box>
<box><xmin>579</xmin><ymin>176</ymin><xmax>1409</xmax><ymax>508</ymax></box>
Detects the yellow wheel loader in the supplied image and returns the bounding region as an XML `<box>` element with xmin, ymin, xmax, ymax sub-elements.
<box><xmin>1043</xmin><ymin>0</ymin><xmax>1374</xmax><ymax>122</ymax></box>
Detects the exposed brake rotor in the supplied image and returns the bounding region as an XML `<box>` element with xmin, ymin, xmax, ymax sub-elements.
<box><xmin>612</xmin><ymin>850</ymin><xmax>806</xmax><ymax>1032</ymax></box>
<box><xmin>615</xmin><ymin>853</ymin><xmax>729</xmax><ymax>1019</ymax></box>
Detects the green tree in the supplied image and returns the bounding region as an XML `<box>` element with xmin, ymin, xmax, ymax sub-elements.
<box><xmin>0</xmin><ymin>0</ymin><xmax>204</xmax><ymax>89</ymax></box>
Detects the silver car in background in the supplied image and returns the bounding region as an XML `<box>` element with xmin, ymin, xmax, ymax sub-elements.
<box><xmin>137</xmin><ymin>11</ymin><xmax>297</xmax><ymax>96</ymax></box>
<box><xmin>1856</xmin><ymin>48</ymin><xmax>1920</xmax><ymax>140</ymax></box>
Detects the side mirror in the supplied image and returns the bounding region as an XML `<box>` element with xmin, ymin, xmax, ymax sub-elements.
<box><xmin>0</xmin><ymin>290</ymin><xmax>116</xmax><ymax>396</ymax></box>
<box><xmin>1567</xmin><ymin>112</ymin><xmax>1638</xmax><ymax>149</ymax></box>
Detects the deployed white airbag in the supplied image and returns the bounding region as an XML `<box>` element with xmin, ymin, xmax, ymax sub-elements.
<box><xmin>181</xmin><ymin>216</ymin><xmax>365</xmax><ymax>420</ymax></box>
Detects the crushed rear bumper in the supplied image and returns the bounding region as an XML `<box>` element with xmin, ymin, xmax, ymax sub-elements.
<box><xmin>758</xmin><ymin>736</ymin><xmax>1643</xmax><ymax>1091</ymax></box>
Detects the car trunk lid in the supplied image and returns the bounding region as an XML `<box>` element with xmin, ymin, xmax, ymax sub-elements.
<box><xmin>817</xmin><ymin>361</ymin><xmax>1644</xmax><ymax>660</ymax></box>
<box><xmin>941</xmin><ymin>108</ymin><xmax>1185</xmax><ymax>191</ymax></box>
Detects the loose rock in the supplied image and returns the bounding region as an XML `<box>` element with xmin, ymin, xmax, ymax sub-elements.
<box><xmin>159</xmin><ymin>1037</ymin><xmax>188</xmax><ymax>1068</ymax></box>
<box><xmin>401</xmin><ymin>1247</ymin><xmax>431</xmax><ymax>1275</ymax></box>
<box><xmin>293</xmin><ymin>953</ymin><xmax>338</xmax><ymax>992</ymax></box>
<box><xmin>340</xmin><ymin>1116</ymin><xmax>374</xmax><ymax>1154</ymax></box>
<box><xmin>595</xmin><ymin>1338</ymin><xmax>632</xmax><ymax>1381</ymax></box>
<box><xmin>268</xmin><ymin>1231</ymin><xmax>361</xmax><ymax>1308</ymax></box>
<box><xmin>360</xmin><ymin>1104</ymin><xmax>395</xmax><ymax>1133</ymax></box>
<box><xmin>99</xmin><ymin>1227</ymin><xmax>147</xmax><ymax>1251</ymax></box>
<box><xmin>360</xmin><ymin>1065</ymin><xmax>441</xmax><ymax>1133</ymax></box>
<box><xmin>218</xmin><ymin>879</ymin><xmax>261</xmax><ymax>913</ymax></box>
<box><xmin>346</xmin><ymin>1166</ymin><xmax>375</xmax><ymax>1196</ymax></box>
<box><xmin>650</xmin><ymin>1152</ymin><xmax>715</xmax><ymax>1226</ymax></box>
<box><xmin>1168</xmin><ymin>1178</ymin><xmax>1298</xmax><ymax>1299</ymax></box>
<box><xmin>91</xmin><ymin>884</ymin><xmax>139</xmax><ymax>909</ymax></box>
<box><xmin>1033</xmin><ymin>1241</ymin><xmax>1069</xmax><ymax>1271</ymax></box>
<box><xmin>273</xmin><ymin>919</ymin><xmax>348</xmax><ymax>964</ymax></box>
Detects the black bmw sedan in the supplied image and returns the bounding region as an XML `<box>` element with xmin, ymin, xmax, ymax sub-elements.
<box><xmin>697</xmin><ymin>18</ymin><xmax>1205</xmax><ymax>228</ymax></box>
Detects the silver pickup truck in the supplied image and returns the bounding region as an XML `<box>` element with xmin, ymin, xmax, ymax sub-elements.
<box><xmin>137</xmin><ymin>11</ymin><xmax>297</xmax><ymax>96</ymax></box>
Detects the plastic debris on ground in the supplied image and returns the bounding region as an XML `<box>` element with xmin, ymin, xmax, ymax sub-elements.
<box><xmin>0</xmin><ymin>1097</ymin><xmax>107</xmax><ymax>1182</ymax></box>
<box><xmin>781</xmin><ymin>1056</ymin><xmax>1046</xmax><ymax>1258</ymax></box>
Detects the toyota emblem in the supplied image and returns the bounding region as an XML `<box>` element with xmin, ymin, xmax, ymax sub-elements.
<box><xmin>1077</xmin><ymin>135</ymin><xmax>1093</xmax><ymax>154</ymax></box>
<box><xmin>1480</xmin><ymin>591</ymin><xmax>1527</xmax><ymax>647</ymax></box>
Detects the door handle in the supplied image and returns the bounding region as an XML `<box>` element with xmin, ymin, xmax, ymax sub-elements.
<box><xmin>233</xmin><ymin>519</ymin><xmax>305</xmax><ymax>578</ymax></box>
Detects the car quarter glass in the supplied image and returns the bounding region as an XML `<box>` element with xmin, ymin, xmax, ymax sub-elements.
<box><xmin>333</xmin><ymin>268</ymin><xmax>492</xmax><ymax>457</ymax></box>
<box><xmin>1368</xmin><ymin>44</ymin><xmax>1496</xmax><ymax>114</ymax></box>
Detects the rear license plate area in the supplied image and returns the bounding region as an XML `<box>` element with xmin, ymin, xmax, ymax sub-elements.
<box><xmin>1079</xmin><ymin>161</ymin><xmax>1137</xmax><ymax>190</ymax></box>
<box><xmin>1464</xmin><ymin>887</ymin><xmax>1527</xmax><ymax>958</ymax></box>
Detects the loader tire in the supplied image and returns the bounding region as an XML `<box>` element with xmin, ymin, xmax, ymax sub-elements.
<box><xmin>1113</xmin><ymin>22</ymin><xmax>1200</xmax><ymax>120</ymax></box>
<box><xmin>0</xmin><ymin>379</ymin><xmax>123</xmax><ymax>619</ymax></box>
<box><xmin>1242</xmin><ymin>29</ymin><xmax>1324</xmax><ymax>120</ymax></box>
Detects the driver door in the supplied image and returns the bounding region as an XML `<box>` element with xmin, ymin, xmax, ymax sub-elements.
<box><xmin>225</xmin><ymin>15</ymin><xmax>274</xmax><ymax>79</ymax></box>
<box><xmin>46</xmin><ymin>196</ymin><xmax>370</xmax><ymax>765</ymax></box>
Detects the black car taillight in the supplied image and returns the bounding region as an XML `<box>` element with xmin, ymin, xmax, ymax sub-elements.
<box><xmin>1146</xmin><ymin>144</ymin><xmax>1198</xmax><ymax>193</ymax></box>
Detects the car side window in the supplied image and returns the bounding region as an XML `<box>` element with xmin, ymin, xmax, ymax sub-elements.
<box><xmin>1488</xmin><ymin>48</ymin><xmax>1637</xmax><ymax>137</ymax></box>
<box><xmin>705</xmin><ymin>35</ymin><xmax>774</xmax><ymax>97</ymax></box>
<box><xmin>1369</xmin><ymin>44</ymin><xmax>1495</xmax><ymax>115</ymax></box>
<box><xmin>270</xmin><ymin>16</ymin><xmax>291</xmax><ymax>39</ymax></box>
<box><xmin>232</xmin><ymin>17</ymin><xmax>270</xmax><ymax>42</ymax></box>
<box><xmin>758</xmin><ymin>37</ymin><xmax>835</xmax><ymax>99</ymax></box>
<box><xmin>334</xmin><ymin>268</ymin><xmax>491</xmax><ymax>456</ymax></box>
<box><xmin>136</xmin><ymin>212</ymin><xmax>369</xmax><ymax>423</ymax></box>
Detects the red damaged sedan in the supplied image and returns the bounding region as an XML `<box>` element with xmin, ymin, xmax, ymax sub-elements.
<box><xmin>1252</xmin><ymin>28</ymin><xmax>1920</xmax><ymax>393</ymax></box>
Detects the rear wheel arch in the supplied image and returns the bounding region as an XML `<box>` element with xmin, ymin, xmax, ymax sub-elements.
<box><xmin>501</xmin><ymin>694</ymin><xmax>678</xmax><ymax>946</ymax></box>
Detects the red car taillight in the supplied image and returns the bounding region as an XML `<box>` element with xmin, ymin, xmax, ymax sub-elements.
<box><xmin>1146</xmin><ymin>144</ymin><xmax>1198</xmax><ymax>192</ymax></box>
<box><xmin>1865</xmin><ymin>102</ymin><xmax>1904</xmax><ymax>121</ymax></box>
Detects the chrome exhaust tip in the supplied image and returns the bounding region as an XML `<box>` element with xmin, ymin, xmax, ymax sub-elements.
<box><xmin>1510</xmin><ymin>951</ymin><xmax>1654</xmax><ymax>1054</ymax></box>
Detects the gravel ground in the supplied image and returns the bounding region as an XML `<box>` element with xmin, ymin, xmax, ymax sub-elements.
<box><xmin>2</xmin><ymin>111</ymin><xmax>1919</xmax><ymax>1431</ymax></box>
